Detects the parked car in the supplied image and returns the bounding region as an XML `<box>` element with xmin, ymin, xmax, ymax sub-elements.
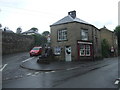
<box><xmin>29</xmin><ymin>47</ymin><xmax>42</xmax><ymax>56</ymax></box>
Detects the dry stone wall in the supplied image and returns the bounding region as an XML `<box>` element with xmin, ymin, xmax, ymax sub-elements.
<box><xmin>2</xmin><ymin>32</ymin><xmax>34</xmax><ymax>55</ymax></box>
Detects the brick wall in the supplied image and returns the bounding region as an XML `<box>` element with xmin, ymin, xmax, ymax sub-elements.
<box><xmin>2</xmin><ymin>32</ymin><xmax>35</xmax><ymax>55</ymax></box>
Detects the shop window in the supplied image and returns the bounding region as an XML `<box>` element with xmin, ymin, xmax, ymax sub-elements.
<box><xmin>80</xmin><ymin>45</ymin><xmax>85</xmax><ymax>56</ymax></box>
<box><xmin>85</xmin><ymin>45</ymin><xmax>90</xmax><ymax>56</ymax></box>
<box><xmin>58</xmin><ymin>29</ymin><xmax>67</xmax><ymax>41</ymax></box>
<box><xmin>80</xmin><ymin>44</ymin><xmax>91</xmax><ymax>56</ymax></box>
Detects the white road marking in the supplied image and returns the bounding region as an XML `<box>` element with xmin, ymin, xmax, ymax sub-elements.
<box><xmin>22</xmin><ymin>57</ymin><xmax>34</xmax><ymax>62</ymax></box>
<box><xmin>51</xmin><ymin>71</ymin><xmax>55</xmax><ymax>73</ymax></box>
<box><xmin>45</xmin><ymin>72</ymin><xmax>50</xmax><ymax>74</ymax></box>
<box><xmin>34</xmin><ymin>72</ymin><xmax>39</xmax><ymax>75</ymax></box>
<box><xmin>0</xmin><ymin>64</ymin><xmax>8</xmax><ymax>71</ymax></box>
<box><xmin>66</xmin><ymin>67</ymin><xmax>79</xmax><ymax>70</ymax></box>
<box><xmin>114</xmin><ymin>80</ymin><xmax>119</xmax><ymax>85</ymax></box>
<box><xmin>26</xmin><ymin>73</ymin><xmax>32</xmax><ymax>76</ymax></box>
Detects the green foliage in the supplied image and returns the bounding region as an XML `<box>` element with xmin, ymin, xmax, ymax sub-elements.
<box><xmin>114</xmin><ymin>25</ymin><xmax>120</xmax><ymax>54</ymax></box>
<box><xmin>101</xmin><ymin>39</ymin><xmax>110</xmax><ymax>58</ymax></box>
<box><xmin>30</xmin><ymin>27</ymin><xmax>38</xmax><ymax>32</ymax></box>
<box><xmin>42</xmin><ymin>31</ymin><xmax>50</xmax><ymax>36</ymax></box>
<box><xmin>32</xmin><ymin>34</ymin><xmax>47</xmax><ymax>46</ymax></box>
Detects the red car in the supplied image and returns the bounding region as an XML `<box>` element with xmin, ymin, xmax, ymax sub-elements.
<box><xmin>30</xmin><ymin>47</ymin><xmax>42</xmax><ymax>56</ymax></box>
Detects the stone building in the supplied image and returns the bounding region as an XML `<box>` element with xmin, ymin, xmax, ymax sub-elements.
<box><xmin>22</xmin><ymin>29</ymin><xmax>40</xmax><ymax>35</ymax></box>
<box><xmin>50</xmin><ymin>11</ymin><xmax>102</xmax><ymax>61</ymax></box>
<box><xmin>100</xmin><ymin>26</ymin><xmax>118</xmax><ymax>56</ymax></box>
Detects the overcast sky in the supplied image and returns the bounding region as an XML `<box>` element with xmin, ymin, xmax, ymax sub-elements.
<box><xmin>0</xmin><ymin>0</ymin><xmax>119</xmax><ymax>33</ymax></box>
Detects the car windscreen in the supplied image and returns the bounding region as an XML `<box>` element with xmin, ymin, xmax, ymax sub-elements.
<box><xmin>32</xmin><ymin>48</ymin><xmax>40</xmax><ymax>50</ymax></box>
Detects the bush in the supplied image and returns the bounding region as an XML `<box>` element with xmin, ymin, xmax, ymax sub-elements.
<box><xmin>101</xmin><ymin>39</ymin><xmax>110</xmax><ymax>58</ymax></box>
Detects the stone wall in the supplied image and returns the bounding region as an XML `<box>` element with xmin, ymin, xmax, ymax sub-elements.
<box><xmin>50</xmin><ymin>22</ymin><xmax>102</xmax><ymax>61</ymax></box>
<box><xmin>2</xmin><ymin>32</ymin><xmax>35</xmax><ymax>55</ymax></box>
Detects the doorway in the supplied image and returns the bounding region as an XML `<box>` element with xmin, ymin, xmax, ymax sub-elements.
<box><xmin>65</xmin><ymin>46</ymin><xmax>72</xmax><ymax>61</ymax></box>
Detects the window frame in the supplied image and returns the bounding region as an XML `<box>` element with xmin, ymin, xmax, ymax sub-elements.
<box><xmin>58</xmin><ymin>29</ymin><xmax>67</xmax><ymax>41</ymax></box>
<box><xmin>80</xmin><ymin>44</ymin><xmax>91</xmax><ymax>56</ymax></box>
<box><xmin>81</xmin><ymin>29</ymin><xmax>89</xmax><ymax>41</ymax></box>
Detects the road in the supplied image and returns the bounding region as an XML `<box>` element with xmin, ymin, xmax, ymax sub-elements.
<box><xmin>54</xmin><ymin>59</ymin><xmax>118</xmax><ymax>88</ymax></box>
<box><xmin>2</xmin><ymin>52</ymin><xmax>119</xmax><ymax>88</ymax></box>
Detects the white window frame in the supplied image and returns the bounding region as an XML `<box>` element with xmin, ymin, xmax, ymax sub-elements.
<box><xmin>81</xmin><ymin>29</ymin><xmax>88</xmax><ymax>41</ymax></box>
<box><xmin>80</xmin><ymin>44</ymin><xmax>91</xmax><ymax>56</ymax></box>
<box><xmin>80</xmin><ymin>45</ymin><xmax>85</xmax><ymax>56</ymax></box>
<box><xmin>85</xmin><ymin>45</ymin><xmax>90</xmax><ymax>56</ymax></box>
<box><xmin>58</xmin><ymin>29</ymin><xmax>67</xmax><ymax>41</ymax></box>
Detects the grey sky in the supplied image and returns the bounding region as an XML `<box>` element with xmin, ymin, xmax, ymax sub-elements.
<box><xmin>0</xmin><ymin>0</ymin><xmax>119</xmax><ymax>33</ymax></box>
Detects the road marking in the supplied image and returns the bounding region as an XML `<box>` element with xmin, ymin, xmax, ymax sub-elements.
<box><xmin>34</xmin><ymin>72</ymin><xmax>39</xmax><ymax>75</ymax></box>
<box><xmin>45</xmin><ymin>72</ymin><xmax>50</xmax><ymax>74</ymax></box>
<box><xmin>114</xmin><ymin>80</ymin><xmax>119</xmax><ymax>85</ymax></box>
<box><xmin>26</xmin><ymin>73</ymin><xmax>32</xmax><ymax>76</ymax></box>
<box><xmin>0</xmin><ymin>64</ymin><xmax>8</xmax><ymax>71</ymax></box>
<box><xmin>51</xmin><ymin>71</ymin><xmax>55</xmax><ymax>73</ymax></box>
<box><xmin>66</xmin><ymin>67</ymin><xmax>79</xmax><ymax>70</ymax></box>
<box><xmin>114</xmin><ymin>78</ymin><xmax>120</xmax><ymax>85</ymax></box>
<box><xmin>22</xmin><ymin>57</ymin><xmax>34</xmax><ymax>62</ymax></box>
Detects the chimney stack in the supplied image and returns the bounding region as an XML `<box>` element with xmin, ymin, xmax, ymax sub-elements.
<box><xmin>68</xmin><ymin>10</ymin><xmax>76</xmax><ymax>19</ymax></box>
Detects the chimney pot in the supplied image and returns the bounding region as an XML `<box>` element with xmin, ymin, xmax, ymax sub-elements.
<box><xmin>68</xmin><ymin>10</ymin><xmax>76</xmax><ymax>19</ymax></box>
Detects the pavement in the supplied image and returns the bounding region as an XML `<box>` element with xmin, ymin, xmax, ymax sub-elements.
<box><xmin>20</xmin><ymin>58</ymin><xmax>84</xmax><ymax>71</ymax></box>
<box><xmin>20</xmin><ymin>57</ymin><xmax>109</xmax><ymax>71</ymax></box>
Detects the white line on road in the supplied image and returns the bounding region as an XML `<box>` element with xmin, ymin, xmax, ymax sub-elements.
<box><xmin>51</xmin><ymin>71</ymin><xmax>56</xmax><ymax>73</ymax></box>
<box><xmin>114</xmin><ymin>78</ymin><xmax>120</xmax><ymax>85</ymax></box>
<box><xmin>114</xmin><ymin>80</ymin><xmax>119</xmax><ymax>85</ymax></box>
<box><xmin>22</xmin><ymin>57</ymin><xmax>35</xmax><ymax>62</ymax></box>
<box><xmin>66</xmin><ymin>67</ymin><xmax>79</xmax><ymax>70</ymax></box>
<box><xmin>26</xmin><ymin>73</ymin><xmax>32</xmax><ymax>76</ymax></box>
<box><xmin>0</xmin><ymin>64</ymin><xmax>8</xmax><ymax>71</ymax></box>
<box><xmin>45</xmin><ymin>72</ymin><xmax>50</xmax><ymax>74</ymax></box>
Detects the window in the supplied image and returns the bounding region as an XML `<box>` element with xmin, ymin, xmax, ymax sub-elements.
<box><xmin>80</xmin><ymin>44</ymin><xmax>91</xmax><ymax>56</ymax></box>
<box><xmin>81</xmin><ymin>29</ymin><xmax>88</xmax><ymax>40</ymax></box>
<box><xmin>54</xmin><ymin>47</ymin><xmax>61</xmax><ymax>55</ymax></box>
<box><xmin>85</xmin><ymin>45</ymin><xmax>90</xmax><ymax>56</ymax></box>
<box><xmin>58</xmin><ymin>29</ymin><xmax>67</xmax><ymax>41</ymax></box>
<box><xmin>80</xmin><ymin>45</ymin><xmax>85</xmax><ymax>56</ymax></box>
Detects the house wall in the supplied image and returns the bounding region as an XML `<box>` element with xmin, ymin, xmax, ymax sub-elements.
<box><xmin>100</xmin><ymin>28</ymin><xmax>118</xmax><ymax>56</ymax></box>
<box><xmin>51</xmin><ymin>22</ymin><xmax>102</xmax><ymax>61</ymax></box>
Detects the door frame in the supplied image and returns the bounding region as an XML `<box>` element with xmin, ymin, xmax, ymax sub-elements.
<box><xmin>65</xmin><ymin>46</ymin><xmax>72</xmax><ymax>62</ymax></box>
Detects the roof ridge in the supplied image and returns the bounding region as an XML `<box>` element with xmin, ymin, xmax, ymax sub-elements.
<box><xmin>50</xmin><ymin>15</ymin><xmax>91</xmax><ymax>26</ymax></box>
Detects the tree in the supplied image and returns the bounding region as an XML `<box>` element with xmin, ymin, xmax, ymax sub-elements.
<box><xmin>42</xmin><ymin>31</ymin><xmax>50</xmax><ymax>37</ymax></box>
<box><xmin>32</xmin><ymin>34</ymin><xmax>47</xmax><ymax>46</ymax></box>
<box><xmin>0</xmin><ymin>24</ymin><xmax>2</xmax><ymax>28</ymax></box>
<box><xmin>114</xmin><ymin>25</ymin><xmax>120</xmax><ymax>54</ymax></box>
<box><xmin>30</xmin><ymin>27</ymin><xmax>38</xmax><ymax>32</ymax></box>
<box><xmin>101</xmin><ymin>39</ymin><xmax>110</xmax><ymax>58</ymax></box>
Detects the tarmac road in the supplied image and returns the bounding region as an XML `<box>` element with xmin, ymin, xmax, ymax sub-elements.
<box><xmin>2</xmin><ymin>52</ymin><xmax>119</xmax><ymax>88</ymax></box>
<box><xmin>54</xmin><ymin>59</ymin><xmax>118</xmax><ymax>88</ymax></box>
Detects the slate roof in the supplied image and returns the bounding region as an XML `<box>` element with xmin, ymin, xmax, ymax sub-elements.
<box><xmin>50</xmin><ymin>15</ymin><xmax>91</xmax><ymax>26</ymax></box>
<box><xmin>22</xmin><ymin>29</ymin><xmax>40</xmax><ymax>35</ymax></box>
<box><xmin>3</xmin><ymin>30</ymin><xmax>14</xmax><ymax>33</ymax></box>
